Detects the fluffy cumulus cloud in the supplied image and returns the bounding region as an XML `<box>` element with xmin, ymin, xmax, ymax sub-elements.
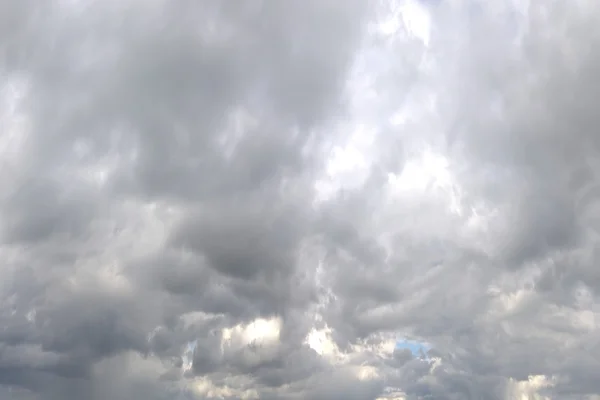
<box><xmin>1</xmin><ymin>0</ymin><xmax>600</xmax><ymax>399</ymax></box>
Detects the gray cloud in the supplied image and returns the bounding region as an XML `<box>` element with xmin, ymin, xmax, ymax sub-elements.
<box><xmin>1</xmin><ymin>0</ymin><xmax>600</xmax><ymax>399</ymax></box>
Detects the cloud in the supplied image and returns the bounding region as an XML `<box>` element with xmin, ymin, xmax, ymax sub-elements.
<box><xmin>1</xmin><ymin>0</ymin><xmax>600</xmax><ymax>399</ymax></box>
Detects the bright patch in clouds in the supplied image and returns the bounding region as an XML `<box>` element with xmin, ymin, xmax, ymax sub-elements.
<box><xmin>305</xmin><ymin>325</ymin><xmax>342</xmax><ymax>361</ymax></box>
<box><xmin>401</xmin><ymin>0</ymin><xmax>432</xmax><ymax>45</ymax></box>
<box><xmin>506</xmin><ymin>375</ymin><xmax>556</xmax><ymax>400</ymax></box>
<box><xmin>388</xmin><ymin>149</ymin><xmax>452</xmax><ymax>193</ymax></box>
<box><xmin>222</xmin><ymin>317</ymin><xmax>282</xmax><ymax>349</ymax></box>
<box><xmin>315</xmin><ymin>124</ymin><xmax>375</xmax><ymax>202</ymax></box>
<box><xmin>378</xmin><ymin>0</ymin><xmax>432</xmax><ymax>45</ymax></box>
<box><xmin>182</xmin><ymin>340</ymin><xmax>196</xmax><ymax>373</ymax></box>
<box><xmin>191</xmin><ymin>377</ymin><xmax>259</xmax><ymax>400</ymax></box>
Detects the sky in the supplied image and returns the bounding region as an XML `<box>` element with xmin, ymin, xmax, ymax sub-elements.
<box><xmin>1</xmin><ymin>0</ymin><xmax>600</xmax><ymax>399</ymax></box>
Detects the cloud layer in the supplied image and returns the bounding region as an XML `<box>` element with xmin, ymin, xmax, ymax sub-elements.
<box><xmin>1</xmin><ymin>0</ymin><xmax>600</xmax><ymax>399</ymax></box>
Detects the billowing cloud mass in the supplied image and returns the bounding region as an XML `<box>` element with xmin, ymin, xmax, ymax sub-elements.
<box><xmin>1</xmin><ymin>0</ymin><xmax>600</xmax><ymax>399</ymax></box>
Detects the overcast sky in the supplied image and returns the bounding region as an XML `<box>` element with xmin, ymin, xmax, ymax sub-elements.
<box><xmin>1</xmin><ymin>0</ymin><xmax>600</xmax><ymax>399</ymax></box>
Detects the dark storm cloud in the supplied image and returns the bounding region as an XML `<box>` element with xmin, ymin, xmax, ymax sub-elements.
<box><xmin>0</xmin><ymin>0</ymin><xmax>370</xmax><ymax>397</ymax></box>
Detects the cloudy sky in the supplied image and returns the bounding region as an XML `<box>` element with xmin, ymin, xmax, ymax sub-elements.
<box><xmin>1</xmin><ymin>0</ymin><xmax>600</xmax><ymax>399</ymax></box>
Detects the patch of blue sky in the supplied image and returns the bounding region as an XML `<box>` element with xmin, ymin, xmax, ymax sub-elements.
<box><xmin>396</xmin><ymin>338</ymin><xmax>431</xmax><ymax>358</ymax></box>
